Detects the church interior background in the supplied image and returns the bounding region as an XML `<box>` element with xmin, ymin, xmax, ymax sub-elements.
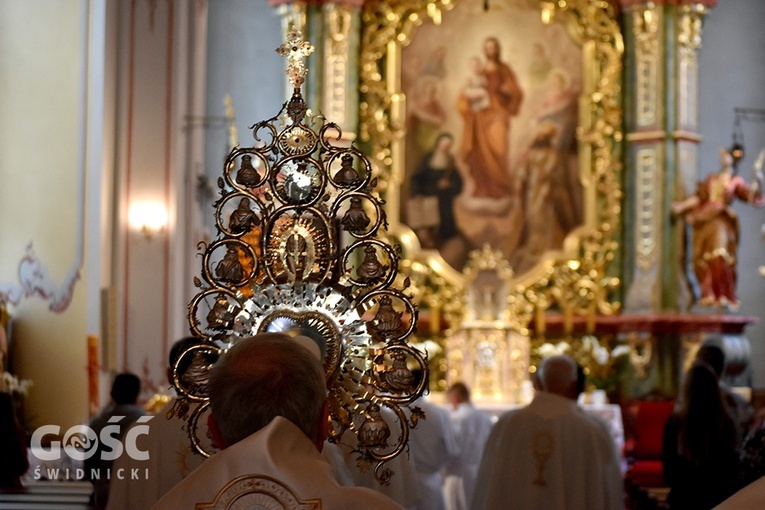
<box><xmin>1</xmin><ymin>0</ymin><xmax>765</xmax><ymax>444</ymax></box>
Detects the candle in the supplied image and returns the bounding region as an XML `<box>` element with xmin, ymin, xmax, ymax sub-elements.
<box><xmin>87</xmin><ymin>335</ymin><xmax>100</xmax><ymax>417</ymax></box>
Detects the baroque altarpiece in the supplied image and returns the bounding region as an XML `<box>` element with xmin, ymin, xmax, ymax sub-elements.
<box><xmin>259</xmin><ymin>0</ymin><xmax>751</xmax><ymax>404</ymax></box>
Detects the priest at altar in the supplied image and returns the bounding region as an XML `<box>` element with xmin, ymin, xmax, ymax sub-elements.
<box><xmin>470</xmin><ymin>355</ymin><xmax>622</xmax><ymax>510</ymax></box>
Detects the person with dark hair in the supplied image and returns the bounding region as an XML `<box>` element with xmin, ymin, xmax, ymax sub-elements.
<box><xmin>106</xmin><ymin>337</ymin><xmax>212</xmax><ymax>510</ymax></box>
<box><xmin>471</xmin><ymin>355</ymin><xmax>622</xmax><ymax>510</ymax></box>
<box><xmin>86</xmin><ymin>372</ymin><xmax>144</xmax><ymax>509</ymax></box>
<box><xmin>0</xmin><ymin>392</ymin><xmax>28</xmax><ymax>488</ymax></box>
<box><xmin>444</xmin><ymin>382</ymin><xmax>493</xmax><ymax>510</ymax></box>
<box><xmin>695</xmin><ymin>341</ymin><xmax>753</xmax><ymax>443</ymax></box>
<box><xmin>447</xmin><ymin>382</ymin><xmax>471</xmax><ymax>406</ymax></box>
<box><xmin>696</xmin><ymin>343</ymin><xmax>725</xmax><ymax>377</ymax></box>
<box><xmin>153</xmin><ymin>333</ymin><xmax>401</xmax><ymax>510</ymax></box>
<box><xmin>661</xmin><ymin>363</ymin><xmax>741</xmax><ymax>509</ymax></box>
<box><xmin>109</xmin><ymin>373</ymin><xmax>141</xmax><ymax>406</ymax></box>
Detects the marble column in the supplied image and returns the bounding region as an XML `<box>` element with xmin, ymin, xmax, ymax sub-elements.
<box><xmin>271</xmin><ymin>0</ymin><xmax>362</xmax><ymax>142</ymax></box>
<box><xmin>621</xmin><ymin>0</ymin><xmax>717</xmax><ymax>313</ymax></box>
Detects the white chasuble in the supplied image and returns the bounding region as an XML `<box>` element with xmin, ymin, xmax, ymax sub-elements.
<box><xmin>407</xmin><ymin>399</ymin><xmax>461</xmax><ymax>510</ymax></box>
<box><xmin>470</xmin><ymin>392</ymin><xmax>622</xmax><ymax>510</ymax></box>
<box><xmin>444</xmin><ymin>403</ymin><xmax>494</xmax><ymax>510</ymax></box>
<box><xmin>152</xmin><ymin>416</ymin><xmax>402</xmax><ymax>510</ymax></box>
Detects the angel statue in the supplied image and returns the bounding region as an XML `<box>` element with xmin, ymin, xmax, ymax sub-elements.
<box><xmin>672</xmin><ymin>148</ymin><xmax>764</xmax><ymax>307</ymax></box>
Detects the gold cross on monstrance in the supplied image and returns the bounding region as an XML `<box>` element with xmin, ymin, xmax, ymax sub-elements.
<box><xmin>276</xmin><ymin>26</ymin><xmax>315</xmax><ymax>89</ymax></box>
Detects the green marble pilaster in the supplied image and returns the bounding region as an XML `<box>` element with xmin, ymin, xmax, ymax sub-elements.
<box><xmin>275</xmin><ymin>2</ymin><xmax>361</xmax><ymax>142</ymax></box>
<box><xmin>621</xmin><ymin>1</ymin><xmax>710</xmax><ymax>397</ymax></box>
<box><xmin>622</xmin><ymin>2</ymin><xmax>707</xmax><ymax>314</ymax></box>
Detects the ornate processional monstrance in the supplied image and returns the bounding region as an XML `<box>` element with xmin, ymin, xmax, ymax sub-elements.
<box><xmin>170</xmin><ymin>28</ymin><xmax>427</xmax><ymax>483</ymax></box>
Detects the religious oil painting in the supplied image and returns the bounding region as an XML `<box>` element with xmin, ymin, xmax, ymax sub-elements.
<box><xmin>401</xmin><ymin>0</ymin><xmax>584</xmax><ymax>273</ymax></box>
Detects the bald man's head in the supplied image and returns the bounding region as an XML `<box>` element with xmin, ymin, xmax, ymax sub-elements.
<box><xmin>539</xmin><ymin>355</ymin><xmax>578</xmax><ymax>400</ymax></box>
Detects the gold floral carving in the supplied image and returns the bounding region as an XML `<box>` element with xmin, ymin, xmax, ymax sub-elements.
<box><xmin>677</xmin><ymin>4</ymin><xmax>704</xmax><ymax>54</ymax></box>
<box><xmin>359</xmin><ymin>0</ymin><xmax>455</xmax><ymax>186</ymax></box>
<box><xmin>401</xmin><ymin>255</ymin><xmax>463</xmax><ymax>327</ymax></box>
<box><xmin>677</xmin><ymin>4</ymin><xmax>705</xmax><ymax>129</ymax></box>
<box><xmin>448</xmin><ymin>245</ymin><xmax>531</xmax><ymax>401</ymax></box>
<box><xmin>632</xmin><ymin>4</ymin><xmax>660</xmax><ymax>127</ymax></box>
<box><xmin>636</xmin><ymin>148</ymin><xmax>660</xmax><ymax>270</ymax></box>
<box><xmin>624</xmin><ymin>331</ymin><xmax>653</xmax><ymax>378</ymax></box>
<box><xmin>360</xmin><ymin>0</ymin><xmax>623</xmax><ymax>325</ymax></box>
<box><xmin>463</xmin><ymin>243</ymin><xmax>515</xmax><ymax>282</ymax></box>
<box><xmin>323</xmin><ymin>3</ymin><xmax>353</xmax><ymax>130</ymax></box>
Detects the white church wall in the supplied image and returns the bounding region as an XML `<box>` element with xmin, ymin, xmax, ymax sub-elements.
<box><xmin>698</xmin><ymin>0</ymin><xmax>765</xmax><ymax>388</ymax></box>
<box><xmin>112</xmin><ymin>0</ymin><xmax>209</xmax><ymax>394</ymax></box>
<box><xmin>0</xmin><ymin>1</ymin><xmax>91</xmax><ymax>429</ymax></box>
<box><xmin>203</xmin><ymin>0</ymin><xmax>284</xmax><ymax>235</ymax></box>
<box><xmin>0</xmin><ymin>0</ymin><xmax>209</xmax><ymax>429</ymax></box>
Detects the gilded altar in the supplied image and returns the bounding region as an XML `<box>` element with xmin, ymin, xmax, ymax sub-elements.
<box><xmin>268</xmin><ymin>0</ymin><xmax>749</xmax><ymax>401</ymax></box>
<box><xmin>445</xmin><ymin>245</ymin><xmax>532</xmax><ymax>403</ymax></box>
<box><xmin>358</xmin><ymin>0</ymin><xmax>624</xmax><ymax>398</ymax></box>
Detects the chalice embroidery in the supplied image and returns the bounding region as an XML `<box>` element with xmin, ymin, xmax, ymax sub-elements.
<box><xmin>532</xmin><ymin>430</ymin><xmax>554</xmax><ymax>486</ymax></box>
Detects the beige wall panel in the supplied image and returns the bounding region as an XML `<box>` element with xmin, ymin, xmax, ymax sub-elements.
<box><xmin>0</xmin><ymin>0</ymin><xmax>88</xmax><ymax>429</ymax></box>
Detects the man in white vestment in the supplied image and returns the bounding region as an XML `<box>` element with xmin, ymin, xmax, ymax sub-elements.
<box><xmin>470</xmin><ymin>355</ymin><xmax>622</xmax><ymax>510</ymax></box>
<box><xmin>107</xmin><ymin>338</ymin><xmax>209</xmax><ymax>510</ymax></box>
<box><xmin>152</xmin><ymin>333</ymin><xmax>402</xmax><ymax>510</ymax></box>
<box><xmin>407</xmin><ymin>396</ymin><xmax>460</xmax><ymax>510</ymax></box>
<box><xmin>443</xmin><ymin>382</ymin><xmax>494</xmax><ymax>510</ymax></box>
<box><xmin>325</xmin><ymin>424</ymin><xmax>423</xmax><ymax>507</ymax></box>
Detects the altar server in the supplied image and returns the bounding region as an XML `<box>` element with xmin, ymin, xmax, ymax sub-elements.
<box><xmin>443</xmin><ymin>382</ymin><xmax>494</xmax><ymax>510</ymax></box>
<box><xmin>152</xmin><ymin>333</ymin><xmax>401</xmax><ymax>510</ymax></box>
<box><xmin>471</xmin><ymin>355</ymin><xmax>622</xmax><ymax>510</ymax></box>
<box><xmin>407</xmin><ymin>395</ymin><xmax>460</xmax><ymax>510</ymax></box>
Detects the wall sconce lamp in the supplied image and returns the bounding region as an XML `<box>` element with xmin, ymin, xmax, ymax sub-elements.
<box><xmin>730</xmin><ymin>107</ymin><xmax>765</xmax><ymax>169</ymax></box>
<box><xmin>128</xmin><ymin>201</ymin><xmax>168</xmax><ymax>240</ymax></box>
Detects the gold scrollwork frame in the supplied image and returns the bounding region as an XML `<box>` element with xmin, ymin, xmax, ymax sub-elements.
<box><xmin>360</xmin><ymin>0</ymin><xmax>623</xmax><ymax>326</ymax></box>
